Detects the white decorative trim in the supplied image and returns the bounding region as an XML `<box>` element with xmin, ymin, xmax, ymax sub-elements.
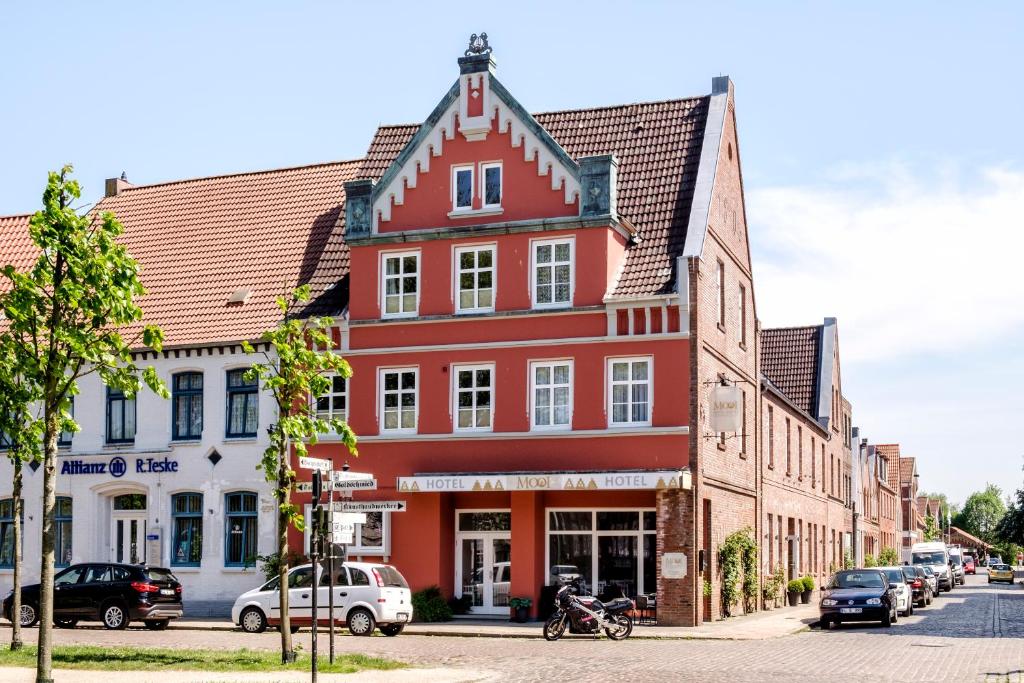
<box><xmin>342</xmin><ymin>332</ymin><xmax>689</xmax><ymax>357</ymax></box>
<box><xmin>682</xmin><ymin>84</ymin><xmax>730</xmax><ymax>258</ymax></box>
<box><xmin>360</xmin><ymin>425</ymin><xmax>688</xmax><ymax>443</ymax></box>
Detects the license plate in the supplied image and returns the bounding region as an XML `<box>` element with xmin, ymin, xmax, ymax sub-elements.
<box><xmin>160</xmin><ymin>589</ymin><xmax>175</xmax><ymax>596</ymax></box>
<box><xmin>396</xmin><ymin>613</ymin><xmax>409</xmax><ymax>622</ymax></box>
<box><xmin>840</xmin><ymin>607</ymin><xmax>862</xmax><ymax>614</ymax></box>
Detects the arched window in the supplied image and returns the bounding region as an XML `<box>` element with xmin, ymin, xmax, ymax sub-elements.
<box><xmin>171</xmin><ymin>493</ymin><xmax>203</xmax><ymax>566</ymax></box>
<box><xmin>224</xmin><ymin>492</ymin><xmax>257</xmax><ymax>567</ymax></box>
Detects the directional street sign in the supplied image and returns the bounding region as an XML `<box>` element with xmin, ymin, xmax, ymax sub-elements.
<box><xmin>330</xmin><ymin>513</ymin><xmax>367</xmax><ymax>527</ymax></box>
<box><xmin>298</xmin><ymin>456</ymin><xmax>331</xmax><ymax>472</ymax></box>
<box><xmin>331</xmin><ymin>501</ymin><xmax>406</xmax><ymax>513</ymax></box>
<box><xmin>331</xmin><ymin>470</ymin><xmax>374</xmax><ymax>483</ymax></box>
<box><xmin>332</xmin><ymin>478</ymin><xmax>377</xmax><ymax>491</ymax></box>
<box><xmin>296</xmin><ymin>480</ymin><xmax>335</xmax><ymax>493</ymax></box>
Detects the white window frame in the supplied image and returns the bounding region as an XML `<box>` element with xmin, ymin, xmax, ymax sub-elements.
<box><xmin>380</xmin><ymin>250</ymin><xmax>420</xmax><ymax>319</ymax></box>
<box><xmin>529</xmin><ymin>360</ymin><xmax>573</xmax><ymax>431</ymax></box>
<box><xmin>378</xmin><ymin>367</ymin><xmax>419</xmax><ymax>434</ymax></box>
<box><xmin>606</xmin><ymin>356</ymin><xmax>653</xmax><ymax>427</ymax></box>
<box><xmin>452</xmin><ymin>363</ymin><xmax>495</xmax><ymax>433</ymax></box>
<box><xmin>452</xmin><ymin>164</ymin><xmax>474</xmax><ymax>211</ymax></box>
<box><xmin>480</xmin><ymin>162</ymin><xmax>503</xmax><ymax>208</ymax></box>
<box><xmin>313</xmin><ymin>372</ymin><xmax>347</xmax><ymax>422</ymax></box>
<box><xmin>304</xmin><ymin>505</ymin><xmax>390</xmax><ymax>556</ymax></box>
<box><xmin>531</xmin><ymin>237</ymin><xmax>575</xmax><ymax>310</ymax></box>
<box><xmin>454</xmin><ymin>244</ymin><xmax>496</xmax><ymax>314</ymax></box>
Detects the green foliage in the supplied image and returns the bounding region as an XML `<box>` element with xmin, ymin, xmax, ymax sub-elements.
<box><xmin>923</xmin><ymin>515</ymin><xmax>941</xmax><ymax>541</ymax></box>
<box><xmin>763</xmin><ymin>564</ymin><xmax>786</xmax><ymax>606</ymax></box>
<box><xmin>843</xmin><ymin>550</ymin><xmax>854</xmax><ymax>570</ymax></box>
<box><xmin>508</xmin><ymin>597</ymin><xmax>532</xmax><ymax>609</ymax></box>
<box><xmin>411</xmin><ymin>587</ymin><xmax>453</xmax><ymax>622</ymax></box>
<box><xmin>718</xmin><ymin>527</ymin><xmax>758</xmax><ymax>616</ymax></box>
<box><xmin>956</xmin><ymin>484</ymin><xmax>1006</xmax><ymax>544</ymax></box>
<box><xmin>786</xmin><ymin>579</ymin><xmax>805</xmax><ymax>594</ymax></box>
<box><xmin>254</xmin><ymin>551</ymin><xmax>309</xmax><ymax>583</ymax></box>
<box><xmin>702</xmin><ymin>579</ymin><xmax>712</xmax><ymax>597</ymax></box>
<box><xmin>802</xmin><ymin>575</ymin><xmax>815</xmax><ymax>591</ymax></box>
<box><xmin>878</xmin><ymin>547</ymin><xmax>900</xmax><ymax>566</ymax></box>
<box><xmin>918</xmin><ymin>491</ymin><xmax>958</xmax><ymax>523</ymax></box>
<box><xmin>447</xmin><ymin>594</ymin><xmax>473</xmax><ymax>615</ymax></box>
<box><xmin>863</xmin><ymin>554</ymin><xmax>877</xmax><ymax>568</ymax></box>
<box><xmin>996</xmin><ymin>486</ymin><xmax>1024</xmax><ymax>548</ymax></box>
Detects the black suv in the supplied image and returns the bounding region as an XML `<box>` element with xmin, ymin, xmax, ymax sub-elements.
<box><xmin>4</xmin><ymin>563</ymin><xmax>183</xmax><ymax>630</ymax></box>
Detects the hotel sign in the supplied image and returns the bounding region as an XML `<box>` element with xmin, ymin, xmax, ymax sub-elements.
<box><xmin>709</xmin><ymin>385</ymin><xmax>742</xmax><ymax>433</ymax></box>
<box><xmin>397</xmin><ymin>470</ymin><xmax>690</xmax><ymax>493</ymax></box>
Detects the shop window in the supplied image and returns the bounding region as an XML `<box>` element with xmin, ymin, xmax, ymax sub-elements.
<box><xmin>315</xmin><ymin>374</ymin><xmax>347</xmax><ymax>422</ymax></box>
<box><xmin>532</xmin><ymin>238</ymin><xmax>573</xmax><ymax>308</ymax></box>
<box><xmin>226</xmin><ymin>369</ymin><xmax>258</xmax><ymax>438</ymax></box>
<box><xmin>55</xmin><ymin>497</ymin><xmax>72</xmax><ymax>568</ymax></box>
<box><xmin>0</xmin><ymin>498</ymin><xmax>24</xmax><ymax>569</ymax></box>
<box><xmin>452</xmin><ymin>165</ymin><xmax>474</xmax><ymax>210</ymax></box>
<box><xmin>106</xmin><ymin>387</ymin><xmax>136</xmax><ymax>444</ymax></box>
<box><xmin>481</xmin><ymin>163</ymin><xmax>502</xmax><ymax>207</ymax></box>
<box><xmin>608</xmin><ymin>357</ymin><xmax>652</xmax><ymax>427</ymax></box>
<box><xmin>171</xmin><ymin>493</ymin><xmax>203</xmax><ymax>567</ymax></box>
<box><xmin>58</xmin><ymin>397</ymin><xmax>74</xmax><ymax>447</ymax></box>
<box><xmin>531</xmin><ymin>361</ymin><xmax>572</xmax><ymax>430</ymax></box>
<box><xmin>172</xmin><ymin>372</ymin><xmax>204</xmax><ymax>440</ymax></box>
<box><xmin>224</xmin><ymin>492</ymin><xmax>258</xmax><ymax>567</ymax></box>
<box><xmin>380</xmin><ymin>368</ymin><xmax>417</xmax><ymax>433</ymax></box>
<box><xmin>303</xmin><ymin>509</ymin><xmax>389</xmax><ymax>556</ymax></box>
<box><xmin>455</xmin><ymin>245</ymin><xmax>495</xmax><ymax>313</ymax></box>
<box><xmin>381</xmin><ymin>251</ymin><xmax>419</xmax><ymax>318</ymax></box>
<box><xmin>453</xmin><ymin>364</ymin><xmax>493</xmax><ymax>431</ymax></box>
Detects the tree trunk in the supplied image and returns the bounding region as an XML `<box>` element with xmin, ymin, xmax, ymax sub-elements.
<box><xmin>276</xmin><ymin>434</ymin><xmax>294</xmax><ymax>663</ymax></box>
<box><xmin>36</xmin><ymin>408</ymin><xmax>58</xmax><ymax>683</ymax></box>
<box><xmin>10</xmin><ymin>458</ymin><xmax>23</xmax><ymax>651</ymax></box>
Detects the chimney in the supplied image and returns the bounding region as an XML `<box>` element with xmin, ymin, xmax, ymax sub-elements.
<box><xmin>105</xmin><ymin>171</ymin><xmax>133</xmax><ymax>197</ymax></box>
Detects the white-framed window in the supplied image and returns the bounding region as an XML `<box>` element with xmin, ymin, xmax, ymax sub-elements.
<box><xmin>304</xmin><ymin>506</ymin><xmax>389</xmax><ymax>556</ymax></box>
<box><xmin>381</xmin><ymin>250</ymin><xmax>419</xmax><ymax>318</ymax></box>
<box><xmin>453</xmin><ymin>364</ymin><xmax>493</xmax><ymax>431</ymax></box>
<box><xmin>379</xmin><ymin>367</ymin><xmax>418</xmax><ymax>433</ymax></box>
<box><xmin>455</xmin><ymin>245</ymin><xmax>495</xmax><ymax>313</ymax></box>
<box><xmin>315</xmin><ymin>374</ymin><xmax>347</xmax><ymax>421</ymax></box>
<box><xmin>607</xmin><ymin>357</ymin><xmax>652</xmax><ymax>427</ymax></box>
<box><xmin>452</xmin><ymin>165</ymin><xmax>474</xmax><ymax>211</ymax></box>
<box><xmin>481</xmin><ymin>162</ymin><xmax>502</xmax><ymax>208</ymax></box>
<box><xmin>530</xmin><ymin>360</ymin><xmax>572</xmax><ymax>430</ymax></box>
<box><xmin>532</xmin><ymin>238</ymin><xmax>573</xmax><ymax>309</ymax></box>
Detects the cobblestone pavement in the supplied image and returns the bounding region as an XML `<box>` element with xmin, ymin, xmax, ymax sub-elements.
<box><xmin>7</xmin><ymin>573</ymin><xmax>1024</xmax><ymax>682</ymax></box>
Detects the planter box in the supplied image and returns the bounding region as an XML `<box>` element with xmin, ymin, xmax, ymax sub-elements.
<box><xmin>787</xmin><ymin>592</ymin><xmax>799</xmax><ymax>607</ymax></box>
<box><xmin>800</xmin><ymin>590</ymin><xmax>812</xmax><ymax>604</ymax></box>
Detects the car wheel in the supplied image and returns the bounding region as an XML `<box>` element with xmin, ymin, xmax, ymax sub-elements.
<box><xmin>101</xmin><ymin>601</ymin><xmax>129</xmax><ymax>630</ymax></box>
<box><xmin>907</xmin><ymin>602</ymin><xmax>914</xmax><ymax>617</ymax></box>
<box><xmin>379</xmin><ymin>623</ymin><xmax>405</xmax><ymax>637</ymax></box>
<box><xmin>820</xmin><ymin>617</ymin><xmax>831</xmax><ymax>630</ymax></box>
<box><xmin>290</xmin><ymin>625</ymin><xmax>301</xmax><ymax>634</ymax></box>
<box><xmin>882</xmin><ymin>609</ymin><xmax>892</xmax><ymax>627</ymax></box>
<box><xmin>240</xmin><ymin>607</ymin><xmax>267</xmax><ymax>634</ymax></box>
<box><xmin>144</xmin><ymin>620</ymin><xmax>169</xmax><ymax>631</ymax></box>
<box><xmin>20</xmin><ymin>603</ymin><xmax>39</xmax><ymax>628</ymax></box>
<box><xmin>347</xmin><ymin>607</ymin><xmax>376</xmax><ymax>637</ymax></box>
<box><xmin>54</xmin><ymin>618</ymin><xmax>78</xmax><ymax>629</ymax></box>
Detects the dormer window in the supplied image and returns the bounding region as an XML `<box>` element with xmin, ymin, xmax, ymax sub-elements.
<box><xmin>453</xmin><ymin>165</ymin><xmax>473</xmax><ymax>211</ymax></box>
<box><xmin>482</xmin><ymin>162</ymin><xmax>502</xmax><ymax>207</ymax></box>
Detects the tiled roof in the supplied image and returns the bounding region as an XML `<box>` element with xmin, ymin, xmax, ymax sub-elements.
<box><xmin>760</xmin><ymin>325</ymin><xmax>822</xmax><ymax>415</ymax></box>
<box><xmin>877</xmin><ymin>444</ymin><xmax>901</xmax><ymax>486</ymax></box>
<box><xmin>899</xmin><ymin>456</ymin><xmax>916</xmax><ymax>486</ymax></box>
<box><xmin>358</xmin><ymin>97</ymin><xmax>711</xmax><ymax>297</ymax></box>
<box><xmin>1</xmin><ymin>161</ymin><xmax>360</xmax><ymax>348</ymax></box>
<box><xmin>0</xmin><ymin>214</ymin><xmax>36</xmax><ymax>295</ymax></box>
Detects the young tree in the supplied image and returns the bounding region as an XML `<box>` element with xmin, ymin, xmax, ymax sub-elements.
<box><xmin>923</xmin><ymin>515</ymin><xmax>941</xmax><ymax>541</ymax></box>
<box><xmin>244</xmin><ymin>286</ymin><xmax>357</xmax><ymax>663</ymax></box>
<box><xmin>1</xmin><ymin>167</ymin><xmax>167</xmax><ymax>683</ymax></box>
<box><xmin>955</xmin><ymin>484</ymin><xmax>1006</xmax><ymax>544</ymax></box>
<box><xmin>878</xmin><ymin>547</ymin><xmax>900</xmax><ymax>566</ymax></box>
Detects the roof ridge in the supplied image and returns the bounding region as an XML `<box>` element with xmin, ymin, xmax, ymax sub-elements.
<box><xmin>762</xmin><ymin>324</ymin><xmax>824</xmax><ymax>333</ymax></box>
<box><xmin>111</xmin><ymin>158</ymin><xmax>365</xmax><ymax>195</ymax></box>
<box><xmin>0</xmin><ymin>213</ymin><xmax>33</xmax><ymax>220</ymax></box>
<box><xmin>532</xmin><ymin>94</ymin><xmax>709</xmax><ymax>117</ymax></box>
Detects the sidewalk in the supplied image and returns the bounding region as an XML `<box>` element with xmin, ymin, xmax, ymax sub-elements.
<box><xmin>0</xmin><ymin>667</ymin><xmax>482</xmax><ymax>683</ymax></box>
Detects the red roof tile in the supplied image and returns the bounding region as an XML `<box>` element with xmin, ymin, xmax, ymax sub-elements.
<box><xmin>358</xmin><ymin>97</ymin><xmax>710</xmax><ymax>297</ymax></box>
<box><xmin>0</xmin><ymin>214</ymin><xmax>36</xmax><ymax>295</ymax></box>
<box><xmin>760</xmin><ymin>325</ymin><xmax>822</xmax><ymax>415</ymax></box>
<box><xmin>877</xmin><ymin>444</ymin><xmax>902</xmax><ymax>487</ymax></box>
<box><xmin>899</xmin><ymin>456</ymin><xmax>916</xmax><ymax>487</ymax></box>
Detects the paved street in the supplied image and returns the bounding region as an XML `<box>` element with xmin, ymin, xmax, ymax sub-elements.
<box><xmin>5</xmin><ymin>573</ymin><xmax>1024</xmax><ymax>682</ymax></box>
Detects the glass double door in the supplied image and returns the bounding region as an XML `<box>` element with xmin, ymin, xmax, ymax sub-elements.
<box><xmin>113</xmin><ymin>514</ymin><xmax>147</xmax><ymax>564</ymax></box>
<box><xmin>457</xmin><ymin>535</ymin><xmax>511</xmax><ymax>614</ymax></box>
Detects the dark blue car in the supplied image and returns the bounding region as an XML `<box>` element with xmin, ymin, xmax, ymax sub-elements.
<box><xmin>819</xmin><ymin>569</ymin><xmax>898</xmax><ymax>629</ymax></box>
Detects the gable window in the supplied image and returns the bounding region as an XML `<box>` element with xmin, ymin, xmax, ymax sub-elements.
<box><xmin>224</xmin><ymin>492</ymin><xmax>257</xmax><ymax>567</ymax></box>
<box><xmin>226</xmin><ymin>369</ymin><xmax>258</xmax><ymax>438</ymax></box>
<box><xmin>59</xmin><ymin>397</ymin><xmax>74</xmax><ymax>447</ymax></box>
<box><xmin>382</xmin><ymin>251</ymin><xmax>419</xmax><ymax>318</ymax></box>
<box><xmin>315</xmin><ymin>374</ymin><xmax>347</xmax><ymax>421</ymax></box>
<box><xmin>455</xmin><ymin>245</ymin><xmax>495</xmax><ymax>313</ymax></box>
<box><xmin>172</xmin><ymin>493</ymin><xmax>203</xmax><ymax>567</ymax></box>
<box><xmin>453</xmin><ymin>165</ymin><xmax>474</xmax><ymax>210</ymax></box>
<box><xmin>172</xmin><ymin>372</ymin><xmax>203</xmax><ymax>441</ymax></box>
<box><xmin>531</xmin><ymin>361</ymin><xmax>572</xmax><ymax>430</ymax></box>
<box><xmin>453</xmin><ymin>364</ymin><xmax>493</xmax><ymax>431</ymax></box>
<box><xmin>380</xmin><ymin>368</ymin><xmax>417</xmax><ymax>433</ymax></box>
<box><xmin>533</xmin><ymin>238</ymin><xmax>573</xmax><ymax>309</ymax></box>
<box><xmin>716</xmin><ymin>259</ymin><xmax>726</xmax><ymax>328</ymax></box>
<box><xmin>608</xmin><ymin>357</ymin><xmax>652</xmax><ymax>427</ymax></box>
<box><xmin>106</xmin><ymin>387</ymin><xmax>136</xmax><ymax>444</ymax></box>
<box><xmin>481</xmin><ymin>162</ymin><xmax>502</xmax><ymax>207</ymax></box>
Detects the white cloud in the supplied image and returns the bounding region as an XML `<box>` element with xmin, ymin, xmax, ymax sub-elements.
<box><xmin>748</xmin><ymin>162</ymin><xmax>1024</xmax><ymax>362</ymax></box>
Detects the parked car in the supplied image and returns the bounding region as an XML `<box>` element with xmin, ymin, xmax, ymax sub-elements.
<box><xmin>911</xmin><ymin>542</ymin><xmax>953</xmax><ymax>592</ymax></box>
<box><xmin>921</xmin><ymin>566</ymin><xmax>939</xmax><ymax>597</ymax></box>
<box><xmin>231</xmin><ymin>562</ymin><xmax>412</xmax><ymax>637</ymax></box>
<box><xmin>903</xmin><ymin>565</ymin><xmax>933</xmax><ymax>607</ymax></box>
<box><xmin>948</xmin><ymin>547</ymin><xmax>965</xmax><ymax>585</ymax></box>
<box><xmin>820</xmin><ymin>569</ymin><xmax>898</xmax><ymax>629</ymax></box>
<box><xmin>3</xmin><ymin>563</ymin><xmax>182</xmax><ymax>630</ymax></box>
<box><xmin>877</xmin><ymin>567</ymin><xmax>914</xmax><ymax>616</ymax></box>
<box><xmin>963</xmin><ymin>556</ymin><xmax>976</xmax><ymax>575</ymax></box>
<box><xmin>988</xmin><ymin>563</ymin><xmax>1015</xmax><ymax>584</ymax></box>
<box><xmin>989</xmin><ymin>555</ymin><xmax>1004</xmax><ymax>567</ymax></box>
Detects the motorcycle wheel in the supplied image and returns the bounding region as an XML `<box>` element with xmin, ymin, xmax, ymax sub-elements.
<box><xmin>604</xmin><ymin>614</ymin><xmax>633</xmax><ymax>641</ymax></box>
<box><xmin>543</xmin><ymin>614</ymin><xmax>568</xmax><ymax>641</ymax></box>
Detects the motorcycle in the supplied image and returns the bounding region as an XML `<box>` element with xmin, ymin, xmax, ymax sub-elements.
<box><xmin>543</xmin><ymin>584</ymin><xmax>634</xmax><ymax>641</ymax></box>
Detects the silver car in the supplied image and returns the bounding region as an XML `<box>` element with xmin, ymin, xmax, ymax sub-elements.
<box><xmin>921</xmin><ymin>566</ymin><xmax>939</xmax><ymax>597</ymax></box>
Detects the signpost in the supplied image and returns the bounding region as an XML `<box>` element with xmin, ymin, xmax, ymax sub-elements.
<box><xmin>299</xmin><ymin>455</ymin><xmax>332</xmax><ymax>472</ymax></box>
<box><xmin>331</xmin><ymin>500</ymin><xmax>406</xmax><ymax>513</ymax></box>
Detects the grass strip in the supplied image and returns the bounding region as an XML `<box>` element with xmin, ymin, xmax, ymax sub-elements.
<box><xmin>0</xmin><ymin>644</ymin><xmax>404</xmax><ymax>673</ymax></box>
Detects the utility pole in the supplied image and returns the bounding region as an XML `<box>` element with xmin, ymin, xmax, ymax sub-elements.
<box><xmin>310</xmin><ymin>469</ymin><xmax>322</xmax><ymax>683</ymax></box>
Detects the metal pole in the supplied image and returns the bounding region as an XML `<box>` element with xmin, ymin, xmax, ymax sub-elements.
<box><xmin>328</xmin><ymin>472</ymin><xmax>336</xmax><ymax>665</ymax></box>
<box><xmin>311</xmin><ymin>503</ymin><xmax>320</xmax><ymax>683</ymax></box>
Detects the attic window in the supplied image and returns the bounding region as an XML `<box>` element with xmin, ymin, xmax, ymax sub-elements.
<box><xmin>227</xmin><ymin>288</ymin><xmax>252</xmax><ymax>305</ymax></box>
<box><xmin>453</xmin><ymin>165</ymin><xmax>473</xmax><ymax>210</ymax></box>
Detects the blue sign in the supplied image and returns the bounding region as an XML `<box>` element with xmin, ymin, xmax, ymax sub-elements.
<box><xmin>109</xmin><ymin>457</ymin><xmax>127</xmax><ymax>478</ymax></box>
<box><xmin>61</xmin><ymin>456</ymin><xmax>179</xmax><ymax>477</ymax></box>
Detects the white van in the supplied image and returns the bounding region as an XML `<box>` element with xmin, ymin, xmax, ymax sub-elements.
<box><xmin>911</xmin><ymin>542</ymin><xmax>953</xmax><ymax>592</ymax></box>
<box><xmin>947</xmin><ymin>545</ymin><xmax>965</xmax><ymax>585</ymax></box>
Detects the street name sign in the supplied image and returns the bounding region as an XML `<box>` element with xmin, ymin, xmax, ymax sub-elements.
<box><xmin>332</xmin><ymin>501</ymin><xmax>406</xmax><ymax>513</ymax></box>
<box><xmin>296</xmin><ymin>480</ymin><xmax>335</xmax><ymax>493</ymax></box>
<box><xmin>331</xmin><ymin>472</ymin><xmax>377</xmax><ymax>491</ymax></box>
<box><xmin>298</xmin><ymin>456</ymin><xmax>331</xmax><ymax>472</ymax></box>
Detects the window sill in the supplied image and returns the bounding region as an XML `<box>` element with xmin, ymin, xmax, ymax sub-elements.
<box><xmin>221</xmin><ymin>567</ymin><xmax>258</xmax><ymax>574</ymax></box>
<box><xmin>739</xmin><ymin>341</ymin><xmax>747</xmax><ymax>351</ymax></box>
<box><xmin>104</xmin><ymin>442</ymin><xmax>136</xmax><ymax>449</ymax></box>
<box><xmin>170</xmin><ymin>566</ymin><xmax>202</xmax><ymax>573</ymax></box>
<box><xmin>717</xmin><ymin>322</ymin><xmax>726</xmax><ymax>333</ymax></box>
<box><xmin>531</xmin><ymin>303</ymin><xmax>573</xmax><ymax>312</ymax></box>
<box><xmin>448</xmin><ymin>207</ymin><xmax>504</xmax><ymax>219</ymax></box>
<box><xmin>224</xmin><ymin>436</ymin><xmax>259</xmax><ymax>443</ymax></box>
<box><xmin>171</xmin><ymin>439</ymin><xmax>203</xmax><ymax>445</ymax></box>
<box><xmin>381</xmin><ymin>312</ymin><xmax>419</xmax><ymax>321</ymax></box>
<box><xmin>716</xmin><ymin>442</ymin><xmax>726</xmax><ymax>451</ymax></box>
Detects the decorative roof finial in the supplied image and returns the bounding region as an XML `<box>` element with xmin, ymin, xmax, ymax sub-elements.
<box><xmin>120</xmin><ymin>171</ymin><xmax>128</xmax><ymax>181</ymax></box>
<box><xmin>465</xmin><ymin>32</ymin><xmax>491</xmax><ymax>57</ymax></box>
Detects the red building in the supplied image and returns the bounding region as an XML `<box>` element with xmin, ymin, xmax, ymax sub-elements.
<box><xmin>295</xmin><ymin>38</ymin><xmax>756</xmax><ymax>626</ymax></box>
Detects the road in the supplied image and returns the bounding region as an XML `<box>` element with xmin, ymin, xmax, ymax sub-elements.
<box><xmin>6</xmin><ymin>572</ymin><xmax>1024</xmax><ymax>682</ymax></box>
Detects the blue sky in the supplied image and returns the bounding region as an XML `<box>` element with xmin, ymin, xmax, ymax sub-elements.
<box><xmin>2</xmin><ymin>2</ymin><xmax>1022</xmax><ymax>504</ymax></box>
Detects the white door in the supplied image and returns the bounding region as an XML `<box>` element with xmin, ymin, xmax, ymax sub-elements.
<box><xmin>113</xmin><ymin>514</ymin><xmax>147</xmax><ymax>564</ymax></box>
<box><xmin>456</xmin><ymin>535</ymin><xmax>512</xmax><ymax>614</ymax></box>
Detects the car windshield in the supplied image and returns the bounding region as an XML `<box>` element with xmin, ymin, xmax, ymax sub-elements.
<box><xmin>912</xmin><ymin>551</ymin><xmax>946</xmax><ymax>565</ymax></box>
<box><xmin>922</xmin><ymin>567</ymin><xmax>934</xmax><ymax>576</ymax></box>
<box><xmin>830</xmin><ymin>571</ymin><xmax>884</xmax><ymax>589</ymax></box>
<box><xmin>993</xmin><ymin>564</ymin><xmax>1011</xmax><ymax>571</ymax></box>
<box><xmin>901</xmin><ymin>567</ymin><xmax>917</xmax><ymax>580</ymax></box>
<box><xmin>950</xmin><ymin>557</ymin><xmax>962</xmax><ymax>566</ymax></box>
<box><xmin>881</xmin><ymin>568</ymin><xmax>904</xmax><ymax>584</ymax></box>
<box><xmin>374</xmin><ymin>565</ymin><xmax>409</xmax><ymax>588</ymax></box>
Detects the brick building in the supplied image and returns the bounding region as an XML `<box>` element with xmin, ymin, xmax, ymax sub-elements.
<box><xmin>896</xmin><ymin>452</ymin><xmax>922</xmax><ymax>562</ymax></box>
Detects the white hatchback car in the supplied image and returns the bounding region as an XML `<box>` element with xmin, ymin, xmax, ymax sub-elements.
<box><xmin>231</xmin><ymin>562</ymin><xmax>413</xmax><ymax>636</ymax></box>
<box><xmin>876</xmin><ymin>566</ymin><xmax>914</xmax><ymax>617</ymax></box>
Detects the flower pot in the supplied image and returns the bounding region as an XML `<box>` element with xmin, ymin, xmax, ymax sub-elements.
<box><xmin>787</xmin><ymin>591</ymin><xmax>799</xmax><ymax>607</ymax></box>
<box><xmin>512</xmin><ymin>606</ymin><xmax>530</xmax><ymax>623</ymax></box>
<box><xmin>800</xmin><ymin>590</ymin><xmax>812</xmax><ymax>604</ymax></box>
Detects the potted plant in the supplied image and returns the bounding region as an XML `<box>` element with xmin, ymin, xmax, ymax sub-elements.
<box><xmin>786</xmin><ymin>579</ymin><xmax>803</xmax><ymax>607</ymax></box>
<box><xmin>509</xmin><ymin>597</ymin><xmax>532</xmax><ymax>623</ymax></box>
<box><xmin>800</xmin><ymin>575</ymin><xmax>815</xmax><ymax>604</ymax></box>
